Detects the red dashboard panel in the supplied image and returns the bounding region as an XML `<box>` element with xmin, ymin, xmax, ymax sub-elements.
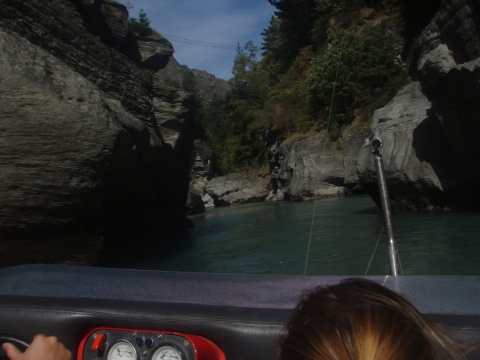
<box><xmin>78</xmin><ymin>328</ymin><xmax>225</xmax><ymax>360</ymax></box>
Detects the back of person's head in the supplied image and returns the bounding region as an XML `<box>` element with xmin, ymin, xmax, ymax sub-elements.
<box><xmin>279</xmin><ymin>278</ymin><xmax>466</xmax><ymax>360</ymax></box>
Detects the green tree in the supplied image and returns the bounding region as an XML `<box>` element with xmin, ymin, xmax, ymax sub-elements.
<box><xmin>198</xmin><ymin>42</ymin><xmax>271</xmax><ymax>173</ymax></box>
<box><xmin>261</xmin><ymin>16</ymin><xmax>285</xmax><ymax>79</ymax></box>
<box><xmin>222</xmin><ymin>42</ymin><xmax>269</xmax><ymax>171</ymax></box>
<box><xmin>198</xmin><ymin>95</ymin><xmax>233</xmax><ymax>174</ymax></box>
<box><xmin>231</xmin><ymin>41</ymin><xmax>271</xmax><ymax>107</ymax></box>
<box><xmin>263</xmin><ymin>0</ymin><xmax>318</xmax><ymax>74</ymax></box>
<box><xmin>129</xmin><ymin>9</ymin><xmax>152</xmax><ymax>37</ymax></box>
<box><xmin>232</xmin><ymin>41</ymin><xmax>259</xmax><ymax>79</ymax></box>
<box><xmin>310</xmin><ymin>0</ymin><xmax>348</xmax><ymax>45</ymax></box>
<box><xmin>305</xmin><ymin>27</ymin><xmax>406</xmax><ymax>138</ymax></box>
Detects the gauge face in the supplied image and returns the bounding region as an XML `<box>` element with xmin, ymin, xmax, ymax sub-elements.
<box><xmin>151</xmin><ymin>345</ymin><xmax>183</xmax><ymax>360</ymax></box>
<box><xmin>107</xmin><ymin>341</ymin><xmax>137</xmax><ymax>360</ymax></box>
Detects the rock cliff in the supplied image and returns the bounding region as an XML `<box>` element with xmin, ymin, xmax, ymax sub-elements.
<box><xmin>0</xmin><ymin>0</ymin><xmax>196</xmax><ymax>264</ymax></box>
<box><xmin>205</xmin><ymin>168</ymin><xmax>271</xmax><ymax>205</ymax></box>
<box><xmin>155</xmin><ymin>55</ymin><xmax>230</xmax><ymax>103</ymax></box>
<box><xmin>358</xmin><ymin>0</ymin><xmax>480</xmax><ymax>210</ymax></box>
<box><xmin>204</xmin><ymin>129</ymin><xmax>367</xmax><ymax>205</ymax></box>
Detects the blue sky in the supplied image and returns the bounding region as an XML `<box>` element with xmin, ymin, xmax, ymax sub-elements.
<box><xmin>119</xmin><ymin>0</ymin><xmax>276</xmax><ymax>80</ymax></box>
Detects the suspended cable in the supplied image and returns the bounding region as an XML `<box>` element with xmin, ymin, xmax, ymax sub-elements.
<box><xmin>162</xmin><ymin>33</ymin><xmax>237</xmax><ymax>50</ymax></box>
<box><xmin>323</xmin><ymin>55</ymin><xmax>341</xmax><ymax>153</ymax></box>
<box><xmin>303</xmin><ymin>198</ymin><xmax>318</xmax><ymax>276</ymax></box>
<box><xmin>304</xmin><ymin>56</ymin><xmax>341</xmax><ymax>275</ymax></box>
<box><xmin>365</xmin><ymin>225</ymin><xmax>384</xmax><ymax>275</ymax></box>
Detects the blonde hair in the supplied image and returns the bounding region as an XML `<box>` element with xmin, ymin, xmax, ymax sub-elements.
<box><xmin>279</xmin><ymin>279</ymin><xmax>468</xmax><ymax>360</ymax></box>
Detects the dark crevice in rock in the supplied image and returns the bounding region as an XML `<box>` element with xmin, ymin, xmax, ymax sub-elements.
<box><xmin>403</xmin><ymin>0</ymin><xmax>441</xmax><ymax>40</ymax></box>
<box><xmin>404</xmin><ymin>0</ymin><xmax>442</xmax><ymax>77</ymax></box>
<box><xmin>73</xmin><ymin>0</ymin><xmax>129</xmax><ymax>50</ymax></box>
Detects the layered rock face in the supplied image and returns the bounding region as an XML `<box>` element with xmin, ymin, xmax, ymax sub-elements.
<box><xmin>205</xmin><ymin>168</ymin><xmax>271</xmax><ymax>205</ymax></box>
<box><xmin>277</xmin><ymin>131</ymin><xmax>367</xmax><ymax>200</ymax></box>
<box><xmin>358</xmin><ymin>0</ymin><xmax>480</xmax><ymax>210</ymax></box>
<box><xmin>204</xmin><ymin>130</ymin><xmax>367</xmax><ymax>205</ymax></box>
<box><xmin>357</xmin><ymin>82</ymin><xmax>464</xmax><ymax>210</ymax></box>
<box><xmin>0</xmin><ymin>0</ymin><xmax>195</xmax><ymax>260</ymax></box>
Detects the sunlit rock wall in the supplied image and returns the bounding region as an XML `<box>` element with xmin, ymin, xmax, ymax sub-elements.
<box><xmin>358</xmin><ymin>0</ymin><xmax>480</xmax><ymax>210</ymax></box>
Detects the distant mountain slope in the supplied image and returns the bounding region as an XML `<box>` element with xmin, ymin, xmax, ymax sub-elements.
<box><xmin>191</xmin><ymin>68</ymin><xmax>231</xmax><ymax>102</ymax></box>
<box><xmin>156</xmin><ymin>55</ymin><xmax>230</xmax><ymax>102</ymax></box>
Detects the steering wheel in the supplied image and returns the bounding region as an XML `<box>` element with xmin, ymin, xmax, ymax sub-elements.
<box><xmin>0</xmin><ymin>335</ymin><xmax>29</xmax><ymax>360</ymax></box>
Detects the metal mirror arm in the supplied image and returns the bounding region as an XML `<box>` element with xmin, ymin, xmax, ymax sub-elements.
<box><xmin>372</xmin><ymin>135</ymin><xmax>402</xmax><ymax>276</ymax></box>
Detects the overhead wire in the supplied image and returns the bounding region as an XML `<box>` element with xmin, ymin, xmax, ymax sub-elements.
<box><xmin>162</xmin><ymin>34</ymin><xmax>237</xmax><ymax>50</ymax></box>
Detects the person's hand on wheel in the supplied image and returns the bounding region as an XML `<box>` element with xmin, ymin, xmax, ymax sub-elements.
<box><xmin>2</xmin><ymin>334</ymin><xmax>71</xmax><ymax>360</ymax></box>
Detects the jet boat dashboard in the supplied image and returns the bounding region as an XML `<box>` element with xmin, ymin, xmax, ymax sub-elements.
<box><xmin>80</xmin><ymin>328</ymin><xmax>224</xmax><ymax>360</ymax></box>
<box><xmin>0</xmin><ymin>265</ymin><xmax>479</xmax><ymax>360</ymax></box>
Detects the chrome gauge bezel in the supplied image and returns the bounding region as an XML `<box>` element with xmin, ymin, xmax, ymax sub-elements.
<box><xmin>150</xmin><ymin>343</ymin><xmax>185</xmax><ymax>360</ymax></box>
<box><xmin>106</xmin><ymin>340</ymin><xmax>139</xmax><ymax>360</ymax></box>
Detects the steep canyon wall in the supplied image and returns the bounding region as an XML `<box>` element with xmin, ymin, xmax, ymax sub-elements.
<box><xmin>0</xmin><ymin>0</ymin><xmax>195</xmax><ymax>264</ymax></box>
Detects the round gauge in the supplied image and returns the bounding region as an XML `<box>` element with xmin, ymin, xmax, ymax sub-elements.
<box><xmin>107</xmin><ymin>341</ymin><xmax>138</xmax><ymax>360</ymax></box>
<box><xmin>151</xmin><ymin>345</ymin><xmax>184</xmax><ymax>360</ymax></box>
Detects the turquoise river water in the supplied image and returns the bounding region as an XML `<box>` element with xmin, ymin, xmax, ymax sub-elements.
<box><xmin>135</xmin><ymin>195</ymin><xmax>480</xmax><ymax>275</ymax></box>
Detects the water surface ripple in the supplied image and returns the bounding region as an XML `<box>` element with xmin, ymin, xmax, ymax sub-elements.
<box><xmin>136</xmin><ymin>195</ymin><xmax>480</xmax><ymax>275</ymax></box>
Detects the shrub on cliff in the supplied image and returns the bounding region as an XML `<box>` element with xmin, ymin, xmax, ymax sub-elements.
<box><xmin>305</xmin><ymin>26</ymin><xmax>406</xmax><ymax>138</ymax></box>
<box><xmin>128</xmin><ymin>9</ymin><xmax>152</xmax><ymax>37</ymax></box>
